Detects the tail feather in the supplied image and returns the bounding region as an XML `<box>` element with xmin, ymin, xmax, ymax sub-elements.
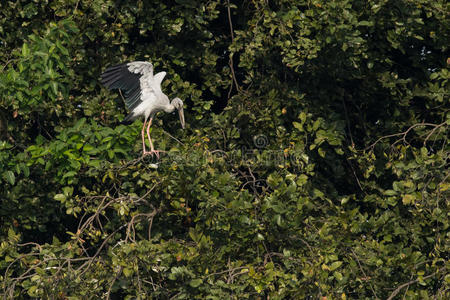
<box><xmin>120</xmin><ymin>113</ymin><xmax>136</xmax><ymax>125</ymax></box>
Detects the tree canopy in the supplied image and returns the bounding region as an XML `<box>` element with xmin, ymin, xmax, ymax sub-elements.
<box><xmin>0</xmin><ymin>0</ymin><xmax>448</xmax><ymax>299</ymax></box>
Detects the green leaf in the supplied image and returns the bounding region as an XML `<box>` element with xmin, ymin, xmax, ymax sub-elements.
<box><xmin>329</xmin><ymin>261</ymin><xmax>342</xmax><ymax>271</ymax></box>
<box><xmin>73</xmin><ymin>118</ymin><xmax>86</xmax><ymax>130</ymax></box>
<box><xmin>312</xmin><ymin>120</ymin><xmax>321</xmax><ymax>131</ymax></box>
<box><xmin>123</xmin><ymin>268</ymin><xmax>133</xmax><ymax>277</ymax></box>
<box><xmin>430</xmin><ymin>73</ymin><xmax>439</xmax><ymax>80</ymax></box>
<box><xmin>384</xmin><ymin>190</ymin><xmax>397</xmax><ymax>196</ymax></box>
<box><xmin>334</xmin><ymin>271</ymin><xmax>343</xmax><ymax>281</ymax></box>
<box><xmin>189</xmin><ymin>278</ymin><xmax>203</xmax><ymax>288</ymax></box>
<box><xmin>4</xmin><ymin>171</ymin><xmax>15</xmax><ymax>185</ymax></box>
<box><xmin>31</xmin><ymin>274</ymin><xmax>40</xmax><ymax>282</ymax></box>
<box><xmin>27</xmin><ymin>285</ymin><xmax>38</xmax><ymax>297</ymax></box>
<box><xmin>402</xmin><ymin>194</ymin><xmax>415</xmax><ymax>205</ymax></box>
<box><xmin>358</xmin><ymin>21</ymin><xmax>372</xmax><ymax>26</ymax></box>
<box><xmin>296</xmin><ymin>174</ymin><xmax>308</xmax><ymax>186</ymax></box>
<box><xmin>293</xmin><ymin>121</ymin><xmax>303</xmax><ymax>132</ymax></box>
<box><xmin>275</xmin><ymin>214</ymin><xmax>282</xmax><ymax>226</ymax></box>
<box><xmin>54</xmin><ymin>194</ymin><xmax>66</xmax><ymax>201</ymax></box>
<box><xmin>22</xmin><ymin>43</ymin><xmax>30</xmax><ymax>56</ymax></box>
<box><xmin>8</xmin><ymin>227</ymin><xmax>16</xmax><ymax>239</ymax></box>
<box><xmin>63</xmin><ymin>171</ymin><xmax>77</xmax><ymax>179</ymax></box>
<box><xmin>318</xmin><ymin>148</ymin><xmax>326</xmax><ymax>158</ymax></box>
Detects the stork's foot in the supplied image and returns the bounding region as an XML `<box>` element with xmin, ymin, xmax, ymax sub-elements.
<box><xmin>143</xmin><ymin>150</ymin><xmax>165</xmax><ymax>159</ymax></box>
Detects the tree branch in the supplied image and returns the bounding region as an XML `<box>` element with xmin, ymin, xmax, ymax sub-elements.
<box><xmin>386</xmin><ymin>268</ymin><xmax>444</xmax><ymax>300</ymax></box>
<box><xmin>226</xmin><ymin>0</ymin><xmax>240</xmax><ymax>97</ymax></box>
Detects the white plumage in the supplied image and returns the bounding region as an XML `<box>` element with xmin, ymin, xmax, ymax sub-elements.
<box><xmin>101</xmin><ymin>61</ymin><xmax>185</xmax><ymax>157</ymax></box>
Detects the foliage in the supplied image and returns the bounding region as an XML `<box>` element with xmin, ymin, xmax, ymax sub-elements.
<box><xmin>1</xmin><ymin>0</ymin><xmax>448</xmax><ymax>299</ymax></box>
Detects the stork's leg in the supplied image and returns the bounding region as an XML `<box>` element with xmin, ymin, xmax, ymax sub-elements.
<box><xmin>145</xmin><ymin>117</ymin><xmax>159</xmax><ymax>158</ymax></box>
<box><xmin>141</xmin><ymin>118</ymin><xmax>151</xmax><ymax>156</ymax></box>
<box><xmin>146</xmin><ymin>118</ymin><xmax>154</xmax><ymax>151</ymax></box>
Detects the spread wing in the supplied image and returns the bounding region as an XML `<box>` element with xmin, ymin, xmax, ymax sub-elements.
<box><xmin>101</xmin><ymin>61</ymin><xmax>155</xmax><ymax>111</ymax></box>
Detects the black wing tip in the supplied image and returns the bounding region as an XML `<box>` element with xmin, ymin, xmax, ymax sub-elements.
<box><xmin>100</xmin><ymin>62</ymin><xmax>144</xmax><ymax>110</ymax></box>
<box><xmin>120</xmin><ymin>113</ymin><xmax>137</xmax><ymax>125</ymax></box>
<box><xmin>101</xmin><ymin>64</ymin><xmax>126</xmax><ymax>78</ymax></box>
<box><xmin>120</xmin><ymin>120</ymin><xmax>133</xmax><ymax>125</ymax></box>
<box><xmin>104</xmin><ymin>62</ymin><xmax>129</xmax><ymax>72</ymax></box>
<box><xmin>100</xmin><ymin>62</ymin><xmax>139</xmax><ymax>90</ymax></box>
<box><xmin>100</xmin><ymin>74</ymin><xmax>121</xmax><ymax>89</ymax></box>
<box><xmin>101</xmin><ymin>62</ymin><xmax>131</xmax><ymax>77</ymax></box>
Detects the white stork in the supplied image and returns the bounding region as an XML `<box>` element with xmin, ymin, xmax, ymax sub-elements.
<box><xmin>101</xmin><ymin>61</ymin><xmax>185</xmax><ymax>157</ymax></box>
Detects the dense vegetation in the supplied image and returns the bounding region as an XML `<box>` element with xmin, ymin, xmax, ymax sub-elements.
<box><xmin>1</xmin><ymin>0</ymin><xmax>448</xmax><ymax>298</ymax></box>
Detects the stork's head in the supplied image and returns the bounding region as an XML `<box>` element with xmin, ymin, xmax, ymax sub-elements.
<box><xmin>171</xmin><ymin>97</ymin><xmax>185</xmax><ymax>129</ymax></box>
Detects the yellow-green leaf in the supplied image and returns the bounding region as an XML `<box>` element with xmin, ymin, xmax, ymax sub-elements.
<box><xmin>402</xmin><ymin>194</ymin><xmax>415</xmax><ymax>205</ymax></box>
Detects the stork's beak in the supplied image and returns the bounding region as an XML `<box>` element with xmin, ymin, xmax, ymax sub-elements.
<box><xmin>178</xmin><ymin>107</ymin><xmax>185</xmax><ymax>129</ymax></box>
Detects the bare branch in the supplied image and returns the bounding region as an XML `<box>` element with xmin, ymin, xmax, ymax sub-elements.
<box><xmin>226</xmin><ymin>0</ymin><xmax>240</xmax><ymax>97</ymax></box>
<box><xmin>105</xmin><ymin>266</ymin><xmax>123</xmax><ymax>300</ymax></box>
<box><xmin>351</xmin><ymin>249</ymin><xmax>379</xmax><ymax>299</ymax></box>
<box><xmin>366</xmin><ymin>122</ymin><xmax>445</xmax><ymax>151</ymax></box>
<box><xmin>386</xmin><ymin>268</ymin><xmax>444</xmax><ymax>300</ymax></box>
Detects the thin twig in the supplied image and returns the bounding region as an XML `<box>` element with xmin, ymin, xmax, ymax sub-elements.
<box><xmin>106</xmin><ymin>266</ymin><xmax>123</xmax><ymax>300</ymax></box>
<box><xmin>366</xmin><ymin>123</ymin><xmax>441</xmax><ymax>150</ymax></box>
<box><xmin>423</xmin><ymin>122</ymin><xmax>446</xmax><ymax>146</ymax></box>
<box><xmin>386</xmin><ymin>268</ymin><xmax>444</xmax><ymax>300</ymax></box>
<box><xmin>77</xmin><ymin>224</ymin><xmax>128</xmax><ymax>277</ymax></box>
<box><xmin>350</xmin><ymin>249</ymin><xmax>378</xmax><ymax>299</ymax></box>
<box><xmin>126</xmin><ymin>210</ymin><xmax>159</xmax><ymax>243</ymax></box>
<box><xmin>207</xmin><ymin>266</ymin><xmax>248</xmax><ymax>278</ymax></box>
<box><xmin>17</xmin><ymin>242</ymin><xmax>43</xmax><ymax>252</ymax></box>
<box><xmin>163</xmin><ymin>129</ymin><xmax>184</xmax><ymax>145</ymax></box>
<box><xmin>226</xmin><ymin>0</ymin><xmax>240</xmax><ymax>97</ymax></box>
<box><xmin>1</xmin><ymin>59</ymin><xmax>15</xmax><ymax>72</ymax></box>
<box><xmin>73</xmin><ymin>0</ymin><xmax>80</xmax><ymax>13</ymax></box>
<box><xmin>342</xmin><ymin>97</ymin><xmax>355</xmax><ymax>148</ymax></box>
<box><xmin>346</xmin><ymin>157</ymin><xmax>365</xmax><ymax>193</ymax></box>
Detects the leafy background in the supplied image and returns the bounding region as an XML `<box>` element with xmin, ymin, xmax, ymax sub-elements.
<box><xmin>0</xmin><ymin>0</ymin><xmax>448</xmax><ymax>299</ymax></box>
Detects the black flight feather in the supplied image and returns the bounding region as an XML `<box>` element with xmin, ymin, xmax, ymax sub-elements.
<box><xmin>100</xmin><ymin>63</ymin><xmax>143</xmax><ymax>112</ymax></box>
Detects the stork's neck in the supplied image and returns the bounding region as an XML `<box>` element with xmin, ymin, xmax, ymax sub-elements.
<box><xmin>163</xmin><ymin>102</ymin><xmax>175</xmax><ymax>113</ymax></box>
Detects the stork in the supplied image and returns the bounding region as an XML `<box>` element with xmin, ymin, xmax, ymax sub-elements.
<box><xmin>101</xmin><ymin>61</ymin><xmax>185</xmax><ymax>158</ymax></box>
